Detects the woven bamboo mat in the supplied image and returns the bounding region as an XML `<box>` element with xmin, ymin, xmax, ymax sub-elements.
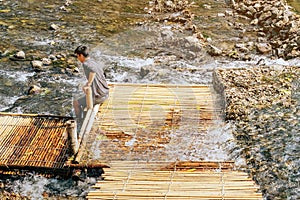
<box><xmin>87</xmin><ymin>161</ymin><xmax>263</xmax><ymax>200</ymax></box>
<box><xmin>81</xmin><ymin>83</ymin><xmax>221</xmax><ymax>162</ymax></box>
<box><xmin>0</xmin><ymin>113</ymin><xmax>71</xmax><ymax>169</ymax></box>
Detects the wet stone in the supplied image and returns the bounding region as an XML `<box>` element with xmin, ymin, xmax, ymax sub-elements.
<box><xmin>50</xmin><ymin>23</ymin><xmax>59</xmax><ymax>30</ymax></box>
<box><xmin>256</xmin><ymin>43</ymin><xmax>272</xmax><ymax>54</ymax></box>
<box><xmin>15</xmin><ymin>51</ymin><xmax>25</xmax><ymax>59</ymax></box>
<box><xmin>207</xmin><ymin>44</ymin><xmax>222</xmax><ymax>56</ymax></box>
<box><xmin>42</xmin><ymin>58</ymin><xmax>52</xmax><ymax>66</ymax></box>
<box><xmin>31</xmin><ymin>60</ymin><xmax>43</xmax><ymax>69</ymax></box>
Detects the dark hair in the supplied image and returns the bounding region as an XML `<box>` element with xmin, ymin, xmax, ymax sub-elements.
<box><xmin>74</xmin><ymin>45</ymin><xmax>89</xmax><ymax>57</ymax></box>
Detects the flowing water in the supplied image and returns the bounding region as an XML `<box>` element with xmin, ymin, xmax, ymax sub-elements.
<box><xmin>0</xmin><ymin>0</ymin><xmax>299</xmax><ymax>199</ymax></box>
<box><xmin>288</xmin><ymin>0</ymin><xmax>300</xmax><ymax>13</ymax></box>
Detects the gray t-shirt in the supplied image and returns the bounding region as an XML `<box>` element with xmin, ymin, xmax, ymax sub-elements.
<box><xmin>82</xmin><ymin>58</ymin><xmax>109</xmax><ymax>98</ymax></box>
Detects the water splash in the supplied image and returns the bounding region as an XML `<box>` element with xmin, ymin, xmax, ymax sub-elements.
<box><xmin>163</xmin><ymin>120</ymin><xmax>238</xmax><ymax>162</ymax></box>
<box><xmin>3</xmin><ymin>173</ymin><xmax>98</xmax><ymax>200</ymax></box>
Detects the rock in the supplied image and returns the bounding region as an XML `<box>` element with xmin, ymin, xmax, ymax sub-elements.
<box><xmin>203</xmin><ymin>4</ymin><xmax>212</xmax><ymax>9</ymax></box>
<box><xmin>207</xmin><ymin>44</ymin><xmax>222</xmax><ymax>56</ymax></box>
<box><xmin>1</xmin><ymin>50</ymin><xmax>9</xmax><ymax>57</ymax></box>
<box><xmin>257</xmin><ymin>37</ymin><xmax>265</xmax><ymax>43</ymax></box>
<box><xmin>256</xmin><ymin>43</ymin><xmax>272</xmax><ymax>54</ymax></box>
<box><xmin>65</xmin><ymin>62</ymin><xmax>80</xmax><ymax>74</ymax></box>
<box><xmin>165</xmin><ymin>0</ymin><xmax>175</xmax><ymax>10</ymax></box>
<box><xmin>225</xmin><ymin>0</ymin><xmax>236</xmax><ymax>6</ymax></box>
<box><xmin>229</xmin><ymin>0</ymin><xmax>300</xmax><ymax>60</ymax></box>
<box><xmin>206</xmin><ymin>37</ymin><xmax>212</xmax><ymax>43</ymax></box>
<box><xmin>42</xmin><ymin>58</ymin><xmax>52</xmax><ymax>66</ymax></box>
<box><xmin>65</xmin><ymin>0</ymin><xmax>72</xmax><ymax>6</ymax></box>
<box><xmin>50</xmin><ymin>23</ymin><xmax>59</xmax><ymax>30</ymax></box>
<box><xmin>257</xmin><ymin>32</ymin><xmax>266</xmax><ymax>37</ymax></box>
<box><xmin>183</xmin><ymin>36</ymin><xmax>202</xmax><ymax>52</ymax></box>
<box><xmin>157</xmin><ymin>69</ymin><xmax>169</xmax><ymax>78</ymax></box>
<box><xmin>49</xmin><ymin>54</ymin><xmax>57</xmax><ymax>61</ymax></box>
<box><xmin>225</xmin><ymin>10</ymin><xmax>233</xmax><ymax>16</ymax></box>
<box><xmin>73</xmin><ymin>67</ymin><xmax>80</xmax><ymax>73</ymax></box>
<box><xmin>59</xmin><ymin>5</ymin><xmax>65</xmax><ymax>10</ymax></box>
<box><xmin>217</xmin><ymin>13</ymin><xmax>225</xmax><ymax>17</ymax></box>
<box><xmin>213</xmin><ymin>66</ymin><xmax>299</xmax><ymax>199</ymax></box>
<box><xmin>253</xmin><ymin>2</ymin><xmax>262</xmax><ymax>10</ymax></box>
<box><xmin>235</xmin><ymin>43</ymin><xmax>246</xmax><ymax>49</ymax></box>
<box><xmin>237</xmin><ymin>45</ymin><xmax>250</xmax><ymax>53</ymax></box>
<box><xmin>250</xmin><ymin>18</ymin><xmax>258</xmax><ymax>25</ymax></box>
<box><xmin>194</xmin><ymin>32</ymin><xmax>205</xmax><ymax>41</ymax></box>
<box><xmin>31</xmin><ymin>60</ymin><xmax>44</xmax><ymax>70</ymax></box>
<box><xmin>56</xmin><ymin>53</ymin><xmax>66</xmax><ymax>59</ymax></box>
<box><xmin>14</xmin><ymin>51</ymin><xmax>26</xmax><ymax>59</ymax></box>
<box><xmin>140</xmin><ymin>67</ymin><xmax>150</xmax><ymax>78</ymax></box>
<box><xmin>258</xmin><ymin>11</ymin><xmax>272</xmax><ymax>22</ymax></box>
<box><xmin>161</xmin><ymin>29</ymin><xmax>174</xmax><ymax>40</ymax></box>
<box><xmin>28</xmin><ymin>85</ymin><xmax>42</xmax><ymax>95</ymax></box>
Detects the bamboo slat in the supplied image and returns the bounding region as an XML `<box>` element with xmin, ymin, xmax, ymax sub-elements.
<box><xmin>87</xmin><ymin>161</ymin><xmax>262</xmax><ymax>200</ymax></box>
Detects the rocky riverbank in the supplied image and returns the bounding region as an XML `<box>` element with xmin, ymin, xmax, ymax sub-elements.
<box><xmin>213</xmin><ymin>66</ymin><xmax>299</xmax><ymax>199</ymax></box>
<box><xmin>201</xmin><ymin>0</ymin><xmax>300</xmax><ymax>60</ymax></box>
<box><xmin>212</xmin><ymin>1</ymin><xmax>300</xmax><ymax>199</ymax></box>
<box><xmin>231</xmin><ymin>0</ymin><xmax>300</xmax><ymax>59</ymax></box>
<box><xmin>143</xmin><ymin>0</ymin><xmax>300</xmax><ymax>62</ymax></box>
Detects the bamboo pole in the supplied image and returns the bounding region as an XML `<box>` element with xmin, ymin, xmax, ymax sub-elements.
<box><xmin>86</xmin><ymin>87</ymin><xmax>93</xmax><ymax>110</ymax></box>
<box><xmin>66</xmin><ymin>120</ymin><xmax>79</xmax><ymax>155</ymax></box>
<box><xmin>107</xmin><ymin>83</ymin><xmax>211</xmax><ymax>88</ymax></box>
<box><xmin>0</xmin><ymin>112</ymin><xmax>73</xmax><ymax>119</ymax></box>
<box><xmin>64</xmin><ymin>163</ymin><xmax>110</xmax><ymax>169</ymax></box>
<box><xmin>74</xmin><ymin>104</ymin><xmax>100</xmax><ymax>163</ymax></box>
<box><xmin>78</xmin><ymin>109</ymin><xmax>92</xmax><ymax>142</ymax></box>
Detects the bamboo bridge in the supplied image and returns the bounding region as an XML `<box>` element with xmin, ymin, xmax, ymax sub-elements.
<box><xmin>0</xmin><ymin>83</ymin><xmax>263</xmax><ymax>199</ymax></box>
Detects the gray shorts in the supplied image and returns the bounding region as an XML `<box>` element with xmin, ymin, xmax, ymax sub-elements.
<box><xmin>77</xmin><ymin>93</ymin><xmax>108</xmax><ymax>108</ymax></box>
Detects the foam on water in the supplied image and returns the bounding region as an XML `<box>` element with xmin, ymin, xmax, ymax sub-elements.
<box><xmin>216</xmin><ymin>56</ymin><xmax>300</xmax><ymax>68</ymax></box>
<box><xmin>106</xmin><ymin>55</ymin><xmax>154</xmax><ymax>69</ymax></box>
<box><xmin>90</xmin><ymin>139</ymin><xmax>102</xmax><ymax>160</ymax></box>
<box><xmin>12</xmin><ymin>174</ymin><xmax>49</xmax><ymax>199</ymax></box>
<box><xmin>199</xmin><ymin>121</ymin><xmax>236</xmax><ymax>161</ymax></box>
<box><xmin>162</xmin><ymin>120</ymin><xmax>239</xmax><ymax>162</ymax></box>
<box><xmin>0</xmin><ymin>96</ymin><xmax>19</xmax><ymax>111</ymax></box>
<box><xmin>0</xmin><ymin>70</ymin><xmax>35</xmax><ymax>82</ymax></box>
<box><xmin>3</xmin><ymin>173</ymin><xmax>98</xmax><ymax>200</ymax></box>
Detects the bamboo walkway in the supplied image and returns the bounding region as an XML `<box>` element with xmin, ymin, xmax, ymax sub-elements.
<box><xmin>83</xmin><ymin>83</ymin><xmax>263</xmax><ymax>200</ymax></box>
<box><xmin>79</xmin><ymin>83</ymin><xmax>218</xmax><ymax>162</ymax></box>
<box><xmin>87</xmin><ymin>161</ymin><xmax>262</xmax><ymax>200</ymax></box>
